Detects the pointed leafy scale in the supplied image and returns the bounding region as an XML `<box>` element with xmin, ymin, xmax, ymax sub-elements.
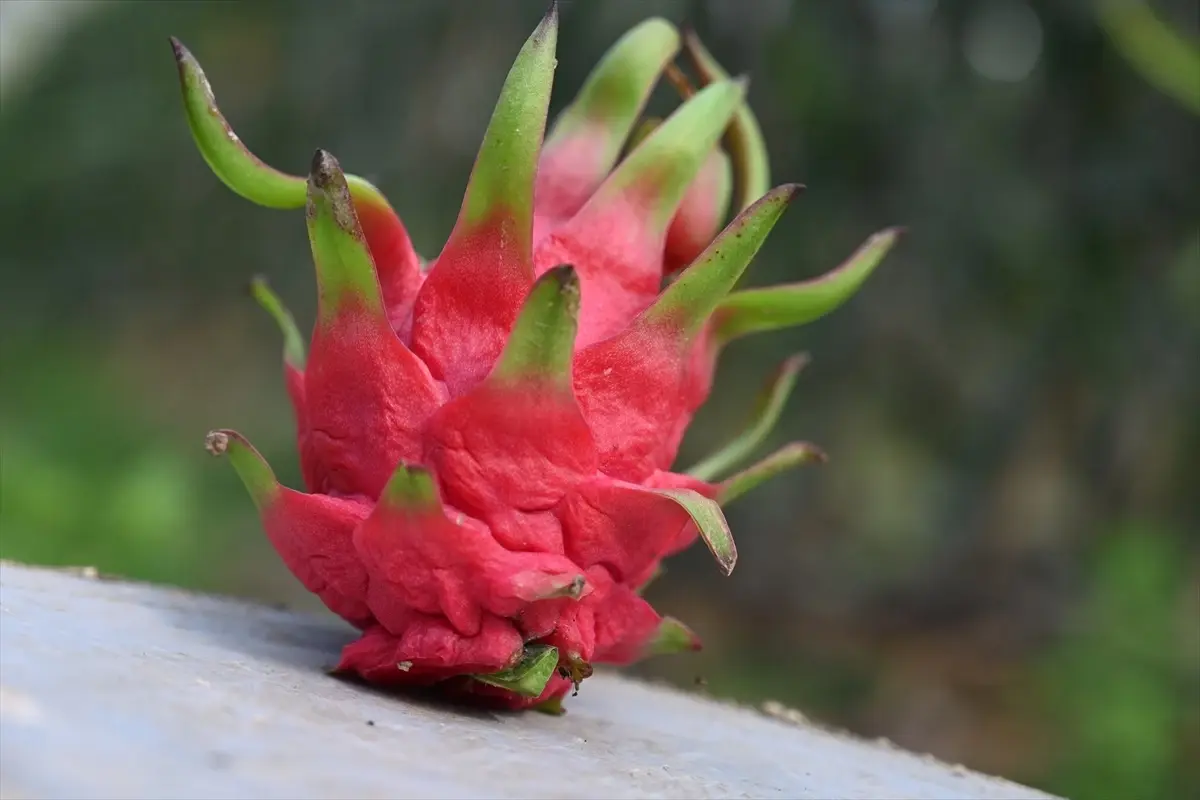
<box><xmin>249</xmin><ymin>276</ymin><xmax>306</xmax><ymax>370</ymax></box>
<box><xmin>411</xmin><ymin>6</ymin><xmax>559</xmax><ymax>394</ymax></box>
<box><xmin>355</xmin><ymin>459</ymin><xmax>589</xmax><ymax>637</ymax></box>
<box><xmin>171</xmin><ymin>37</ymin><xmax>307</xmax><ymax>209</ymax></box>
<box><xmin>539</xmin><ymin>78</ymin><xmax>750</xmax><ymax>347</ymax></box>
<box><xmin>686</xmin><ymin>353</ymin><xmax>809</xmax><ymax>481</ymax></box>
<box><xmin>581</xmin><ymin>78</ymin><xmax>747</xmax><ymax>238</ymax></box>
<box><xmin>171</xmin><ymin>38</ymin><xmax>424</xmax><ymax>328</ymax></box>
<box><xmin>715</xmin><ymin>227</ymin><xmax>904</xmax><ymax>342</ymax></box>
<box><xmin>682</xmin><ymin>29</ymin><xmax>771</xmax><ymax>211</ymax></box>
<box><xmin>491</xmin><ymin>265</ymin><xmax>580</xmax><ymax>387</ymax></box>
<box><xmin>718</xmin><ymin>442</ymin><xmax>828</xmax><ymax>506</ymax></box>
<box><xmin>204</xmin><ymin>429</ymin><xmax>279</xmax><ymax>509</ymax></box>
<box><xmin>545</xmin><ymin>18</ymin><xmax>678</xmax><ymax>155</ymax></box>
<box><xmin>473</xmin><ymin>644</ymin><xmax>560</xmax><ymax>697</ymax></box>
<box><xmin>298</xmin><ymin>167</ymin><xmax>449</xmax><ymax>492</ymax></box>
<box><xmin>299</xmin><ymin>165</ymin><xmax>446</xmax><ymax>499</ymax></box>
<box><xmin>204</xmin><ymin>429</ymin><xmax>373</xmax><ymax>626</ymax></box>
<box><xmin>643</xmin><ymin>617</ymin><xmax>701</xmax><ymax>658</ymax></box>
<box><xmin>421</xmin><ymin>264</ymin><xmax>596</xmax><ymax>517</ymax></box>
<box><xmin>306</xmin><ymin>150</ymin><xmax>387</xmax><ymax>324</ymax></box>
<box><xmin>560</xmin><ymin>479</ymin><xmax>708</xmax><ymax>586</ymax></box>
<box><xmin>647</xmin><ymin>184</ymin><xmax>801</xmax><ymax>339</ymax></box>
<box><xmin>170</xmin><ymin>37</ymin><xmax>402</xmax><ymax>216</ymax></box>
<box><xmin>651</xmin><ymin>487</ymin><xmax>737</xmax><ymax>575</ymax></box>
<box><xmin>379</xmin><ymin>461</ymin><xmax>440</xmax><ymax>512</ymax></box>
<box><xmin>456</xmin><ymin>3</ymin><xmax>558</xmax><ymax>244</ymax></box>
<box><xmin>538</xmin><ymin>18</ymin><xmax>680</xmax><ymax>218</ymax></box>
<box><xmin>246</xmin><ymin>276</ymin><xmax>309</xmax><ymax>458</ymax></box>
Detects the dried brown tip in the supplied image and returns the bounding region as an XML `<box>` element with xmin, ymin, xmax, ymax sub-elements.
<box><xmin>204</xmin><ymin>430</ymin><xmax>230</xmax><ymax>456</ymax></box>
<box><xmin>309</xmin><ymin>148</ymin><xmax>342</xmax><ymax>190</ymax></box>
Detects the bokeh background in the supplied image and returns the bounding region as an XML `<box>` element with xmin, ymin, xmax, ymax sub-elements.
<box><xmin>2</xmin><ymin>0</ymin><xmax>1196</xmax><ymax>797</ymax></box>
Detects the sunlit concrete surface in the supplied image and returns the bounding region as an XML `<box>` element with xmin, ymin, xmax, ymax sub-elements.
<box><xmin>0</xmin><ymin>561</ymin><xmax>1059</xmax><ymax>800</ymax></box>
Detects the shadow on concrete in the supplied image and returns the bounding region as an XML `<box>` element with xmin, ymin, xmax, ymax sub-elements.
<box><xmin>153</xmin><ymin>581</ymin><xmax>506</xmax><ymax>722</ymax></box>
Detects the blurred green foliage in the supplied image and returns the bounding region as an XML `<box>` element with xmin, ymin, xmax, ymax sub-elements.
<box><xmin>1</xmin><ymin>1</ymin><xmax>1196</xmax><ymax>798</ymax></box>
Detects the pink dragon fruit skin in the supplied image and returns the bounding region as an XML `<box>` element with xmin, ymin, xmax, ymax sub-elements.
<box><xmin>177</xmin><ymin>5</ymin><xmax>901</xmax><ymax>710</ymax></box>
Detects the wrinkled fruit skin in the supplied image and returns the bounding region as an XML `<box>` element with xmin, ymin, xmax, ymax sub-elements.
<box><xmin>177</xmin><ymin>7</ymin><xmax>899</xmax><ymax>710</ymax></box>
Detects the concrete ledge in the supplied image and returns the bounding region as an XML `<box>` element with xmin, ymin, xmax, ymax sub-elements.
<box><xmin>0</xmin><ymin>561</ymin><xmax>1058</xmax><ymax>799</ymax></box>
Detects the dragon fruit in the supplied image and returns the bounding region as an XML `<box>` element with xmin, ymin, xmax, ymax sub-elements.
<box><xmin>174</xmin><ymin>5</ymin><xmax>900</xmax><ymax>711</ymax></box>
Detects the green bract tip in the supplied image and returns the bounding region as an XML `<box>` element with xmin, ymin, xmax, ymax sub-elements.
<box><xmin>380</xmin><ymin>462</ymin><xmax>441</xmax><ymax>512</ymax></box>
<box><xmin>473</xmin><ymin>644</ymin><xmax>561</xmax><ymax>697</ymax></box>
<box><xmin>584</xmin><ymin>77</ymin><xmax>747</xmax><ymax>236</ymax></box>
<box><xmin>456</xmin><ymin>5</ymin><xmax>559</xmax><ymax>248</ymax></box>
<box><xmin>249</xmin><ymin>276</ymin><xmax>306</xmax><ymax>370</ymax></box>
<box><xmin>717</xmin><ymin>442</ymin><xmax>828</xmax><ymax>506</ymax></box>
<box><xmin>305</xmin><ymin>150</ymin><xmax>387</xmax><ymax>323</ymax></box>
<box><xmin>651</xmin><ymin>487</ymin><xmax>737</xmax><ymax>576</ymax></box>
<box><xmin>492</xmin><ymin>265</ymin><xmax>581</xmax><ymax>386</ymax></box>
<box><xmin>715</xmin><ymin>227</ymin><xmax>904</xmax><ymax>343</ymax></box>
<box><xmin>169</xmin><ymin>37</ymin><xmax>396</xmax><ymax>214</ymax></box>
<box><xmin>204</xmin><ymin>429</ymin><xmax>279</xmax><ymax>511</ymax></box>
<box><xmin>545</xmin><ymin>18</ymin><xmax>680</xmax><ymax>177</ymax></box>
<box><xmin>648</xmin><ymin>184</ymin><xmax>802</xmax><ymax>337</ymax></box>
<box><xmin>645</xmin><ymin>616</ymin><xmax>701</xmax><ymax>658</ymax></box>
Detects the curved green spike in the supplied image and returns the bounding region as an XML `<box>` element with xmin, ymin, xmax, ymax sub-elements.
<box><xmin>306</xmin><ymin>150</ymin><xmax>386</xmax><ymax>323</ymax></box>
<box><xmin>682</xmin><ymin>29</ymin><xmax>770</xmax><ymax>211</ymax></box>
<box><xmin>473</xmin><ymin>644</ymin><xmax>560</xmax><ymax>698</ymax></box>
<box><xmin>685</xmin><ymin>353</ymin><xmax>809</xmax><ymax>481</ymax></box>
<box><xmin>491</xmin><ymin>265</ymin><xmax>580</xmax><ymax>386</ymax></box>
<box><xmin>651</xmin><ymin>488</ymin><xmax>737</xmax><ymax>576</ymax></box>
<box><xmin>715</xmin><ymin>227</ymin><xmax>903</xmax><ymax>343</ymax></box>
<box><xmin>455</xmin><ymin>4</ymin><xmax>558</xmax><ymax>242</ymax></box>
<box><xmin>586</xmin><ymin>78</ymin><xmax>747</xmax><ymax>235</ymax></box>
<box><xmin>647</xmin><ymin>184</ymin><xmax>802</xmax><ymax>337</ymax></box>
<box><xmin>379</xmin><ymin>462</ymin><xmax>440</xmax><ymax>512</ymax></box>
<box><xmin>169</xmin><ymin>37</ymin><xmax>394</xmax><ymax>213</ymax></box>
<box><xmin>204</xmin><ymin>429</ymin><xmax>279</xmax><ymax>511</ymax></box>
<box><xmin>249</xmin><ymin>276</ymin><xmax>306</xmax><ymax>370</ymax></box>
<box><xmin>545</xmin><ymin>18</ymin><xmax>680</xmax><ymax>170</ymax></box>
<box><xmin>717</xmin><ymin>442</ymin><xmax>827</xmax><ymax>506</ymax></box>
<box><xmin>644</xmin><ymin>616</ymin><xmax>701</xmax><ymax>658</ymax></box>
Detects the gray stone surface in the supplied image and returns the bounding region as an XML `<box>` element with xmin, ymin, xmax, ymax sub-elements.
<box><xmin>0</xmin><ymin>561</ymin><xmax>1058</xmax><ymax>800</ymax></box>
